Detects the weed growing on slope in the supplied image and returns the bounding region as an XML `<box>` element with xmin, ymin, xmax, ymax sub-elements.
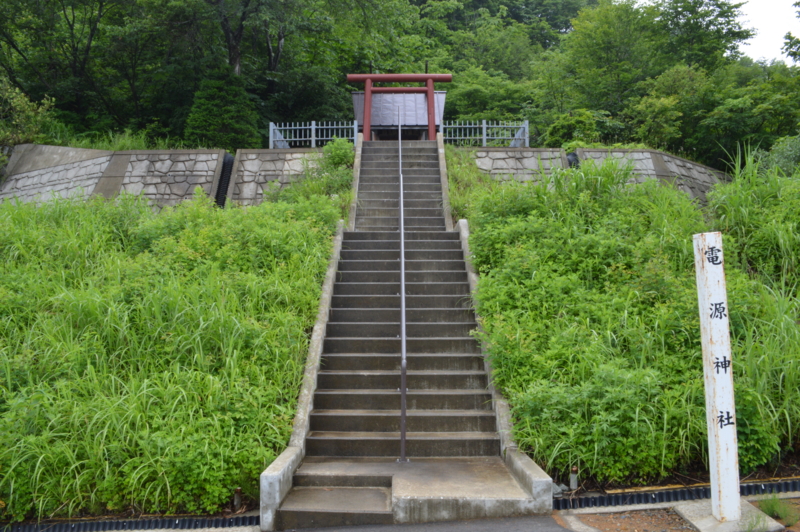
<box><xmin>446</xmin><ymin>149</ymin><xmax>800</xmax><ymax>484</ymax></box>
<box><xmin>0</xmin><ymin>190</ymin><xmax>341</xmax><ymax>520</ymax></box>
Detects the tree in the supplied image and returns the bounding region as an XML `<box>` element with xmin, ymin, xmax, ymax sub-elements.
<box><xmin>0</xmin><ymin>76</ymin><xmax>56</xmax><ymax>146</ymax></box>
<box><xmin>655</xmin><ymin>0</ymin><xmax>754</xmax><ymax>71</ymax></box>
<box><xmin>562</xmin><ymin>0</ymin><xmax>663</xmax><ymax>114</ymax></box>
<box><xmin>184</xmin><ymin>70</ymin><xmax>261</xmax><ymax>152</ymax></box>
<box><xmin>784</xmin><ymin>1</ymin><xmax>800</xmax><ymax>61</ymax></box>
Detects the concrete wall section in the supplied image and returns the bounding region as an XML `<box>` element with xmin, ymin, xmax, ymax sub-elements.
<box><xmin>466</xmin><ymin>147</ymin><xmax>727</xmax><ymax>202</ymax></box>
<box><xmin>575</xmin><ymin>148</ymin><xmax>726</xmax><ymax>202</ymax></box>
<box><xmin>0</xmin><ymin>152</ymin><xmax>111</xmax><ymax>202</ymax></box>
<box><xmin>472</xmin><ymin>148</ymin><xmax>567</xmax><ymax>180</ymax></box>
<box><xmin>0</xmin><ymin>145</ymin><xmax>227</xmax><ymax>208</ymax></box>
<box><xmin>228</xmin><ymin>149</ymin><xmax>319</xmax><ymax>206</ymax></box>
<box><xmin>118</xmin><ymin>150</ymin><xmax>226</xmax><ymax>207</ymax></box>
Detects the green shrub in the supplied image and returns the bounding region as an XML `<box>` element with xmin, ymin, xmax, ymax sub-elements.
<box><xmin>449</xmin><ymin>155</ymin><xmax>800</xmax><ymax>483</ymax></box>
<box><xmin>322</xmin><ymin>137</ymin><xmax>355</xmax><ymax>169</ymax></box>
<box><xmin>764</xmin><ymin>135</ymin><xmax>800</xmax><ymax>176</ymax></box>
<box><xmin>0</xmin><ymin>77</ymin><xmax>56</xmax><ymax>147</ymax></box>
<box><xmin>0</xmin><ymin>190</ymin><xmax>340</xmax><ymax>520</ymax></box>
<box><xmin>184</xmin><ymin>70</ymin><xmax>261</xmax><ymax>153</ymax></box>
<box><xmin>544</xmin><ymin>109</ymin><xmax>598</xmax><ymax>148</ymax></box>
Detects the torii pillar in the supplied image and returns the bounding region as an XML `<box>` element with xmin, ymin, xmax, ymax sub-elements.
<box><xmin>346</xmin><ymin>73</ymin><xmax>453</xmax><ymax>140</ymax></box>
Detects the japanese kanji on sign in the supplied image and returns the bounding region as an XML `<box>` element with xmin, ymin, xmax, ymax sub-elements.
<box><xmin>693</xmin><ymin>232</ymin><xmax>740</xmax><ymax>522</ymax></box>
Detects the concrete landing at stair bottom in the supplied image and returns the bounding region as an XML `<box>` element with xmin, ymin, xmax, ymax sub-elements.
<box><xmin>295</xmin><ymin>457</ymin><xmax>539</xmax><ymax>523</ymax></box>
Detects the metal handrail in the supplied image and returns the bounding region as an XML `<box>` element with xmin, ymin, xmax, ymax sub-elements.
<box><xmin>398</xmin><ymin>110</ymin><xmax>408</xmax><ymax>463</ymax></box>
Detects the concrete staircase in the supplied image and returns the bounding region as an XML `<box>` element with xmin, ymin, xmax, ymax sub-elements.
<box><xmin>275</xmin><ymin>141</ymin><xmax>515</xmax><ymax>529</ymax></box>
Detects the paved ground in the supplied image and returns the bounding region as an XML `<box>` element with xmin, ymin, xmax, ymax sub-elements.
<box><xmin>282</xmin><ymin>515</ymin><xmax>571</xmax><ymax>532</ymax></box>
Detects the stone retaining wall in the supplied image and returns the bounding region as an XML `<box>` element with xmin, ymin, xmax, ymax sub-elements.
<box><xmin>228</xmin><ymin>149</ymin><xmax>319</xmax><ymax>206</ymax></box>
<box><xmin>0</xmin><ymin>145</ymin><xmax>113</xmax><ymax>202</ymax></box>
<box><xmin>576</xmin><ymin>149</ymin><xmax>726</xmax><ymax>202</ymax></box>
<box><xmin>0</xmin><ymin>144</ymin><xmax>226</xmax><ymax>208</ymax></box>
<box><xmin>473</xmin><ymin>148</ymin><xmax>568</xmax><ymax>180</ymax></box>
<box><xmin>118</xmin><ymin>151</ymin><xmax>224</xmax><ymax>207</ymax></box>
<box><xmin>468</xmin><ymin>147</ymin><xmax>727</xmax><ymax>202</ymax></box>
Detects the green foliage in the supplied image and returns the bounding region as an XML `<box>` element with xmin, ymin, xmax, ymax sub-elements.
<box><xmin>184</xmin><ymin>72</ymin><xmax>261</xmax><ymax>153</ymax></box>
<box><xmin>708</xmin><ymin>149</ymin><xmax>800</xmax><ymax>291</ymax></box>
<box><xmin>449</xmin><ymin>155</ymin><xmax>800</xmax><ymax>483</ymax></box>
<box><xmin>43</xmin><ymin>127</ymin><xmax>197</xmax><ymax>151</ymax></box>
<box><xmin>760</xmin><ymin>495</ymin><xmax>800</xmax><ymax>526</ymax></box>
<box><xmin>0</xmin><ymin>190</ymin><xmax>341</xmax><ymax>520</ymax></box>
<box><xmin>272</xmin><ymin>141</ymin><xmax>355</xmax><ymax>218</ymax></box>
<box><xmin>544</xmin><ymin>110</ymin><xmax>598</xmax><ymax>147</ymax></box>
<box><xmin>0</xmin><ymin>77</ymin><xmax>56</xmax><ymax>147</ymax></box>
<box><xmin>762</xmin><ymin>135</ymin><xmax>800</xmax><ymax>176</ymax></box>
<box><xmin>654</xmin><ymin>0</ymin><xmax>754</xmax><ymax>71</ymax></box>
<box><xmin>322</xmin><ymin>137</ymin><xmax>355</xmax><ymax>169</ymax></box>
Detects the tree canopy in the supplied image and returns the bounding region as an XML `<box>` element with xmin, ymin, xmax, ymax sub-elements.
<box><xmin>1</xmin><ymin>0</ymin><xmax>798</xmax><ymax>168</ymax></box>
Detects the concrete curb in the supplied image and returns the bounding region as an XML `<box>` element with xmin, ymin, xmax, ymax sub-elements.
<box><xmin>674</xmin><ymin>498</ymin><xmax>783</xmax><ymax>532</ymax></box>
<box><xmin>436</xmin><ymin>133</ymin><xmax>454</xmax><ymax>231</ymax></box>
<box><xmin>455</xmin><ymin>218</ymin><xmax>552</xmax><ymax>513</ymax></box>
<box><xmin>347</xmin><ymin>134</ymin><xmax>364</xmax><ymax>231</ymax></box>
<box><xmin>259</xmin><ymin>221</ymin><xmax>345</xmax><ymax>531</ymax></box>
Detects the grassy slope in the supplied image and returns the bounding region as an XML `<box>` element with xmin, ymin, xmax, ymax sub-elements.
<box><xmin>0</xmin><ymin>145</ymin><xmax>352</xmax><ymax>521</ymax></box>
<box><xmin>446</xmin><ymin>146</ymin><xmax>800</xmax><ymax>485</ymax></box>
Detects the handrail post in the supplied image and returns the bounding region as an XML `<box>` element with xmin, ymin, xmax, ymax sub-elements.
<box><xmin>311</xmin><ymin>121</ymin><xmax>316</xmax><ymax>148</ymax></box>
<box><xmin>398</xmin><ymin>108</ymin><xmax>408</xmax><ymax>463</ymax></box>
<box><xmin>482</xmin><ymin>120</ymin><xmax>487</xmax><ymax>147</ymax></box>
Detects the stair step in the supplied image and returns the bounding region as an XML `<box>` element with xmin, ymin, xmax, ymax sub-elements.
<box><xmin>337</xmin><ymin>260</ymin><xmax>466</xmax><ymax>272</ymax></box>
<box><xmin>336</xmin><ymin>270</ymin><xmax>468</xmax><ymax>283</ymax></box>
<box><xmin>343</xmin><ymin>231</ymin><xmax>458</xmax><ymax>241</ymax></box>
<box><xmin>277</xmin><ymin>487</ymin><xmax>392</xmax><ymax>529</ymax></box>
<box><xmin>326</xmin><ymin>321</ymin><xmax>476</xmax><ymax>337</ymax></box>
<box><xmin>328</xmin><ymin>308</ymin><xmax>475</xmax><ymax>323</ymax></box>
<box><xmin>310</xmin><ymin>410</ymin><xmax>497</xmax><ymax>432</ymax></box>
<box><xmin>322</xmin><ymin>336</ymin><xmax>480</xmax><ymax>353</ymax></box>
<box><xmin>292</xmin><ymin>474</ymin><xmax>392</xmax><ymax>488</ymax></box>
<box><xmin>340</xmin><ymin>249</ymin><xmax>462</xmax><ymax>262</ymax></box>
<box><xmin>321</xmin><ymin>353</ymin><xmax>484</xmax><ymax>371</ymax></box>
<box><xmin>341</xmin><ymin>239</ymin><xmax>460</xmax><ymax>251</ymax></box>
<box><xmin>333</xmin><ymin>282</ymin><xmax>469</xmax><ymax>295</ymax></box>
<box><xmin>305</xmin><ymin>431</ymin><xmax>500</xmax><ymax>457</ymax></box>
<box><xmin>331</xmin><ymin>294</ymin><xmax>471</xmax><ymax>308</ymax></box>
<box><xmin>316</xmin><ymin>370</ymin><xmax>486</xmax><ymax>389</ymax></box>
<box><xmin>313</xmin><ymin>389</ymin><xmax>493</xmax><ymax>410</ymax></box>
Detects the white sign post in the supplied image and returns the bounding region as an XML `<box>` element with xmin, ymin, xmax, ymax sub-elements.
<box><xmin>693</xmin><ymin>232</ymin><xmax>740</xmax><ymax>522</ymax></box>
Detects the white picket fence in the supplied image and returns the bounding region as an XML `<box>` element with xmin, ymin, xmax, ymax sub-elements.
<box><xmin>269</xmin><ymin>121</ymin><xmax>358</xmax><ymax>149</ymax></box>
<box><xmin>442</xmin><ymin>120</ymin><xmax>529</xmax><ymax>147</ymax></box>
<box><xmin>267</xmin><ymin>119</ymin><xmax>529</xmax><ymax>148</ymax></box>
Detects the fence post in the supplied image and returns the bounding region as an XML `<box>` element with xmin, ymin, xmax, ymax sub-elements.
<box><xmin>311</xmin><ymin>121</ymin><xmax>316</xmax><ymax>148</ymax></box>
<box><xmin>524</xmin><ymin>120</ymin><xmax>529</xmax><ymax>148</ymax></box>
<box><xmin>354</xmin><ymin>121</ymin><xmax>358</xmax><ymax>144</ymax></box>
<box><xmin>482</xmin><ymin>120</ymin><xmax>487</xmax><ymax>147</ymax></box>
<box><xmin>269</xmin><ymin>122</ymin><xmax>274</xmax><ymax>150</ymax></box>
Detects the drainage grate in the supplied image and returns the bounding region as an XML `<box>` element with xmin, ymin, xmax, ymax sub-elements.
<box><xmin>4</xmin><ymin>515</ymin><xmax>259</xmax><ymax>532</ymax></box>
<box><xmin>553</xmin><ymin>480</ymin><xmax>800</xmax><ymax>510</ymax></box>
<box><xmin>214</xmin><ymin>153</ymin><xmax>235</xmax><ymax>208</ymax></box>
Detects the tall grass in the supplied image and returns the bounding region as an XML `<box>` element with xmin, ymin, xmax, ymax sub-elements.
<box><xmin>41</xmin><ymin>125</ymin><xmax>196</xmax><ymax>151</ymax></box>
<box><xmin>1</xmin><ymin>186</ymin><xmax>341</xmax><ymax>520</ymax></box>
<box><xmin>447</xmin><ymin>148</ymin><xmax>800</xmax><ymax>485</ymax></box>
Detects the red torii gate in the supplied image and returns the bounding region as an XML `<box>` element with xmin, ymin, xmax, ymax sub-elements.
<box><xmin>346</xmin><ymin>73</ymin><xmax>453</xmax><ymax>141</ymax></box>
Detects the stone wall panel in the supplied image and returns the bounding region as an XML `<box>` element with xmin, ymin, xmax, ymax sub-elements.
<box><xmin>468</xmin><ymin>147</ymin><xmax>726</xmax><ymax>202</ymax></box>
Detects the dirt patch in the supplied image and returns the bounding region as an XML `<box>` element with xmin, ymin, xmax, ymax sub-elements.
<box><xmin>575</xmin><ymin>508</ymin><xmax>696</xmax><ymax>532</ymax></box>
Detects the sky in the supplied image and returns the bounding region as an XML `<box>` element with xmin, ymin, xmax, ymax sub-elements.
<box><xmin>738</xmin><ymin>0</ymin><xmax>800</xmax><ymax>62</ymax></box>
